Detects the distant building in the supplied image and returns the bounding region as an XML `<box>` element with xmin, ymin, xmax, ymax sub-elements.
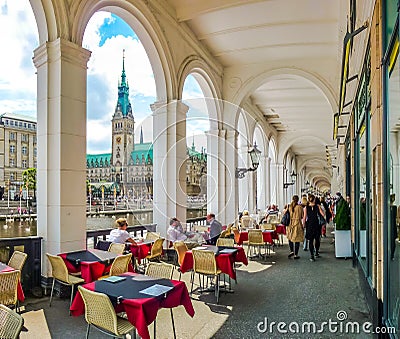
<box><xmin>86</xmin><ymin>54</ymin><xmax>207</xmax><ymax>203</ymax></box>
<box><xmin>0</xmin><ymin>113</ymin><xmax>37</xmax><ymax>199</ymax></box>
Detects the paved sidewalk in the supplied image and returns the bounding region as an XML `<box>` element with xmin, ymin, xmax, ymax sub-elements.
<box><xmin>20</xmin><ymin>225</ymin><xmax>371</xmax><ymax>338</ymax></box>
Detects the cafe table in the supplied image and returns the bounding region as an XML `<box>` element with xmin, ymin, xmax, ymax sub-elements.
<box><xmin>70</xmin><ymin>272</ymin><xmax>195</xmax><ymax>339</ymax></box>
<box><xmin>59</xmin><ymin>249</ymin><xmax>121</xmax><ymax>283</ymax></box>
<box><xmin>0</xmin><ymin>262</ymin><xmax>25</xmax><ymax>302</ymax></box>
<box><xmin>128</xmin><ymin>239</ymin><xmax>155</xmax><ymax>264</ymax></box>
<box><xmin>274</xmin><ymin>224</ymin><xmax>286</xmax><ymax>245</ymax></box>
<box><xmin>237</xmin><ymin>230</ymin><xmax>278</xmax><ymax>246</ymax></box>
<box><xmin>179</xmin><ymin>245</ymin><xmax>248</xmax><ymax>280</ymax></box>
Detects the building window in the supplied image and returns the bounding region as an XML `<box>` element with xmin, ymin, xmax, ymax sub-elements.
<box><xmin>22</xmin><ymin>146</ymin><xmax>27</xmax><ymax>155</ymax></box>
<box><xmin>5</xmin><ymin>120</ymin><xmax>8</xmax><ymax>125</ymax></box>
<box><xmin>22</xmin><ymin>134</ymin><xmax>28</xmax><ymax>142</ymax></box>
<box><xmin>22</xmin><ymin>160</ymin><xmax>27</xmax><ymax>168</ymax></box>
<box><xmin>9</xmin><ymin>145</ymin><xmax>15</xmax><ymax>153</ymax></box>
<box><xmin>34</xmin><ymin>148</ymin><xmax>37</xmax><ymax>157</ymax></box>
<box><xmin>10</xmin><ymin>173</ymin><xmax>14</xmax><ymax>181</ymax></box>
<box><xmin>9</xmin><ymin>159</ymin><xmax>15</xmax><ymax>167</ymax></box>
<box><xmin>10</xmin><ymin>121</ymin><xmax>14</xmax><ymax>126</ymax></box>
<box><xmin>19</xmin><ymin>122</ymin><xmax>22</xmax><ymax>127</ymax></box>
<box><xmin>34</xmin><ymin>161</ymin><xmax>37</xmax><ymax>168</ymax></box>
<box><xmin>33</xmin><ymin>136</ymin><xmax>37</xmax><ymax>143</ymax></box>
<box><xmin>9</xmin><ymin>132</ymin><xmax>15</xmax><ymax>140</ymax></box>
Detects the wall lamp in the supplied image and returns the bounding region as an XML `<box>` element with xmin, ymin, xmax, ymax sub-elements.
<box><xmin>283</xmin><ymin>170</ymin><xmax>297</xmax><ymax>189</ymax></box>
<box><xmin>236</xmin><ymin>142</ymin><xmax>261</xmax><ymax>179</ymax></box>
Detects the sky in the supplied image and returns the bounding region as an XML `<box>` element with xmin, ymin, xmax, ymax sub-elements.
<box><xmin>0</xmin><ymin>1</ymin><xmax>209</xmax><ymax>154</ymax></box>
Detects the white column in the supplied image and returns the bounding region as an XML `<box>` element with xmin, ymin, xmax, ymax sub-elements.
<box><xmin>223</xmin><ymin>129</ymin><xmax>238</xmax><ymax>224</ymax></box>
<box><xmin>238</xmin><ymin>144</ymin><xmax>250</xmax><ymax>212</ymax></box>
<box><xmin>33</xmin><ymin>39</ymin><xmax>91</xmax><ymax>262</ymax></box>
<box><xmin>258</xmin><ymin>155</ymin><xmax>268</xmax><ymax>212</ymax></box>
<box><xmin>206</xmin><ymin>129</ymin><xmax>220</xmax><ymax>217</ymax></box>
<box><xmin>276</xmin><ymin>163</ymin><xmax>285</xmax><ymax>210</ymax></box>
<box><xmin>151</xmin><ymin>100</ymin><xmax>188</xmax><ymax>239</ymax></box>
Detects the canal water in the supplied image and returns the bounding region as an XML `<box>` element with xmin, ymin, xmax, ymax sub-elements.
<box><xmin>0</xmin><ymin>213</ymin><xmax>152</xmax><ymax>238</ymax></box>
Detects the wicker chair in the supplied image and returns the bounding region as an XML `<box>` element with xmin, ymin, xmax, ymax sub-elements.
<box><xmin>144</xmin><ymin>238</ymin><xmax>164</xmax><ymax>265</ymax></box>
<box><xmin>0</xmin><ymin>270</ymin><xmax>20</xmax><ymax>312</ymax></box>
<box><xmin>191</xmin><ymin>249</ymin><xmax>222</xmax><ymax>303</ymax></box>
<box><xmin>8</xmin><ymin>251</ymin><xmax>28</xmax><ymax>271</ymax></box>
<box><xmin>46</xmin><ymin>253</ymin><xmax>85</xmax><ymax>313</ymax></box>
<box><xmin>145</xmin><ymin>262</ymin><xmax>174</xmax><ymax>279</ymax></box>
<box><xmin>247</xmin><ymin>230</ymin><xmax>268</xmax><ymax>259</ymax></box>
<box><xmin>232</xmin><ymin>227</ymin><xmax>243</xmax><ymax>245</ymax></box>
<box><xmin>99</xmin><ymin>253</ymin><xmax>132</xmax><ymax>279</ymax></box>
<box><xmin>216</xmin><ymin>238</ymin><xmax>235</xmax><ymax>247</ymax></box>
<box><xmin>261</xmin><ymin>222</ymin><xmax>276</xmax><ymax>231</ymax></box>
<box><xmin>78</xmin><ymin>286</ymin><xmax>136</xmax><ymax>339</ymax></box>
<box><xmin>145</xmin><ymin>262</ymin><xmax>176</xmax><ymax>338</ymax></box>
<box><xmin>0</xmin><ymin>304</ymin><xmax>24</xmax><ymax>339</ymax></box>
<box><xmin>173</xmin><ymin>241</ymin><xmax>189</xmax><ymax>280</ymax></box>
<box><xmin>108</xmin><ymin>243</ymin><xmax>125</xmax><ymax>255</ymax></box>
<box><xmin>145</xmin><ymin>232</ymin><xmax>160</xmax><ymax>241</ymax></box>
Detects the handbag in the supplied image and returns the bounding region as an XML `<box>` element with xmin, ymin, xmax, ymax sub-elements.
<box><xmin>317</xmin><ymin>212</ymin><xmax>326</xmax><ymax>227</ymax></box>
<box><xmin>281</xmin><ymin>210</ymin><xmax>290</xmax><ymax>226</ymax></box>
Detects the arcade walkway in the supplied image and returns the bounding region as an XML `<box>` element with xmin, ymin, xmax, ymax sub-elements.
<box><xmin>20</xmin><ymin>226</ymin><xmax>371</xmax><ymax>338</ymax></box>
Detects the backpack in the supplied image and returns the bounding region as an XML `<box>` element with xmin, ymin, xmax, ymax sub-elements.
<box><xmin>281</xmin><ymin>210</ymin><xmax>290</xmax><ymax>226</ymax></box>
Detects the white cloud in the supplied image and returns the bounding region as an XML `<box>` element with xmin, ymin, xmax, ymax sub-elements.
<box><xmin>0</xmin><ymin>0</ymin><xmax>38</xmax><ymax>115</ymax></box>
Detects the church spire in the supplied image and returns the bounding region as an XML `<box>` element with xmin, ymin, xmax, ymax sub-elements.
<box><xmin>140</xmin><ymin>126</ymin><xmax>144</xmax><ymax>144</ymax></box>
<box><xmin>191</xmin><ymin>134</ymin><xmax>195</xmax><ymax>151</ymax></box>
<box><xmin>115</xmin><ymin>49</ymin><xmax>132</xmax><ymax>117</ymax></box>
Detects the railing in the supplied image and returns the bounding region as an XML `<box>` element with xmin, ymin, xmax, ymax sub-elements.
<box><xmin>86</xmin><ymin>224</ymin><xmax>157</xmax><ymax>249</ymax></box>
<box><xmin>186</xmin><ymin>216</ymin><xmax>207</xmax><ymax>231</ymax></box>
<box><xmin>0</xmin><ymin>236</ymin><xmax>42</xmax><ymax>293</ymax></box>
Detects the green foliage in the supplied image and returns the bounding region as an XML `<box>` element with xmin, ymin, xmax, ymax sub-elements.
<box><xmin>22</xmin><ymin>168</ymin><xmax>37</xmax><ymax>198</ymax></box>
<box><xmin>334</xmin><ymin>198</ymin><xmax>351</xmax><ymax>230</ymax></box>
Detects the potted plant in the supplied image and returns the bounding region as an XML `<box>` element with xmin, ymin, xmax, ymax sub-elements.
<box><xmin>334</xmin><ymin>196</ymin><xmax>352</xmax><ymax>258</ymax></box>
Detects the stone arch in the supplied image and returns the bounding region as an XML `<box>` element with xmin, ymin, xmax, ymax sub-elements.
<box><xmin>29</xmin><ymin>0</ymin><xmax>58</xmax><ymax>43</ymax></box>
<box><xmin>72</xmin><ymin>0</ymin><xmax>174</xmax><ymax>102</ymax></box>
<box><xmin>232</xmin><ymin>67</ymin><xmax>337</xmax><ymax>131</ymax></box>
<box><xmin>177</xmin><ymin>55</ymin><xmax>222</xmax><ymax>130</ymax></box>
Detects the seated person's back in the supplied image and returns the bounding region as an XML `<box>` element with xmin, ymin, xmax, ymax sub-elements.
<box><xmin>109</xmin><ymin>218</ymin><xmax>137</xmax><ymax>245</ymax></box>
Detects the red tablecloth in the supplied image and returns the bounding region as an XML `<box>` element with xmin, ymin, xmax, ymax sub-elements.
<box><xmin>128</xmin><ymin>242</ymin><xmax>153</xmax><ymax>264</ymax></box>
<box><xmin>180</xmin><ymin>246</ymin><xmax>248</xmax><ymax>280</ymax></box>
<box><xmin>70</xmin><ymin>272</ymin><xmax>194</xmax><ymax>339</ymax></box>
<box><xmin>275</xmin><ymin>225</ymin><xmax>286</xmax><ymax>235</ymax></box>
<box><xmin>1</xmin><ymin>265</ymin><xmax>25</xmax><ymax>302</ymax></box>
<box><xmin>237</xmin><ymin>231</ymin><xmax>278</xmax><ymax>246</ymax></box>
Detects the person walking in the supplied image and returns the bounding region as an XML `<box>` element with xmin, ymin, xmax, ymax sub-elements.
<box><xmin>286</xmin><ymin>195</ymin><xmax>304</xmax><ymax>259</ymax></box>
<box><xmin>303</xmin><ymin>194</ymin><xmax>324</xmax><ymax>261</ymax></box>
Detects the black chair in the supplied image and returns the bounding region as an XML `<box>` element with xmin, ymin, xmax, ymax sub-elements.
<box><xmin>96</xmin><ymin>240</ymin><xmax>112</xmax><ymax>251</ymax></box>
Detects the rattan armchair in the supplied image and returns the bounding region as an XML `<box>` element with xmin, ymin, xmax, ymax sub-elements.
<box><xmin>0</xmin><ymin>270</ymin><xmax>20</xmax><ymax>312</ymax></box>
<box><xmin>191</xmin><ymin>249</ymin><xmax>222</xmax><ymax>303</ymax></box>
<box><xmin>173</xmin><ymin>241</ymin><xmax>189</xmax><ymax>280</ymax></box>
<box><xmin>46</xmin><ymin>253</ymin><xmax>85</xmax><ymax>313</ymax></box>
<box><xmin>8</xmin><ymin>251</ymin><xmax>28</xmax><ymax>271</ymax></box>
<box><xmin>216</xmin><ymin>238</ymin><xmax>235</xmax><ymax>247</ymax></box>
<box><xmin>0</xmin><ymin>304</ymin><xmax>24</xmax><ymax>339</ymax></box>
<box><xmin>99</xmin><ymin>253</ymin><xmax>132</xmax><ymax>279</ymax></box>
<box><xmin>261</xmin><ymin>222</ymin><xmax>276</xmax><ymax>231</ymax></box>
<box><xmin>247</xmin><ymin>229</ymin><xmax>268</xmax><ymax>259</ymax></box>
<box><xmin>78</xmin><ymin>286</ymin><xmax>136</xmax><ymax>339</ymax></box>
<box><xmin>108</xmin><ymin>243</ymin><xmax>125</xmax><ymax>255</ymax></box>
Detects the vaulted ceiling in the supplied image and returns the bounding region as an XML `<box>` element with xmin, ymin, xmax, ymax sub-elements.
<box><xmin>167</xmin><ymin>0</ymin><xmax>346</xmax><ymax>191</ymax></box>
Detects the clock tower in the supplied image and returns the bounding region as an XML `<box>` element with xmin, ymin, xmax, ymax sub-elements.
<box><xmin>111</xmin><ymin>50</ymin><xmax>134</xmax><ymax>170</ymax></box>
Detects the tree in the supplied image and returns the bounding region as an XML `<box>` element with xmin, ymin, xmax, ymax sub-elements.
<box><xmin>22</xmin><ymin>168</ymin><xmax>37</xmax><ymax>200</ymax></box>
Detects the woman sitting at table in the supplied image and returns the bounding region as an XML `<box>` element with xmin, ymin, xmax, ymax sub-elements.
<box><xmin>240</xmin><ymin>210</ymin><xmax>256</xmax><ymax>229</ymax></box>
<box><xmin>109</xmin><ymin>218</ymin><xmax>138</xmax><ymax>245</ymax></box>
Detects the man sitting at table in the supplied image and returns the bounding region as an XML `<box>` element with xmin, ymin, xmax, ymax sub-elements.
<box><xmin>109</xmin><ymin>218</ymin><xmax>138</xmax><ymax>245</ymax></box>
<box><xmin>167</xmin><ymin>217</ymin><xmax>203</xmax><ymax>249</ymax></box>
<box><xmin>206</xmin><ymin>213</ymin><xmax>223</xmax><ymax>245</ymax></box>
<box><xmin>240</xmin><ymin>210</ymin><xmax>256</xmax><ymax>229</ymax></box>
